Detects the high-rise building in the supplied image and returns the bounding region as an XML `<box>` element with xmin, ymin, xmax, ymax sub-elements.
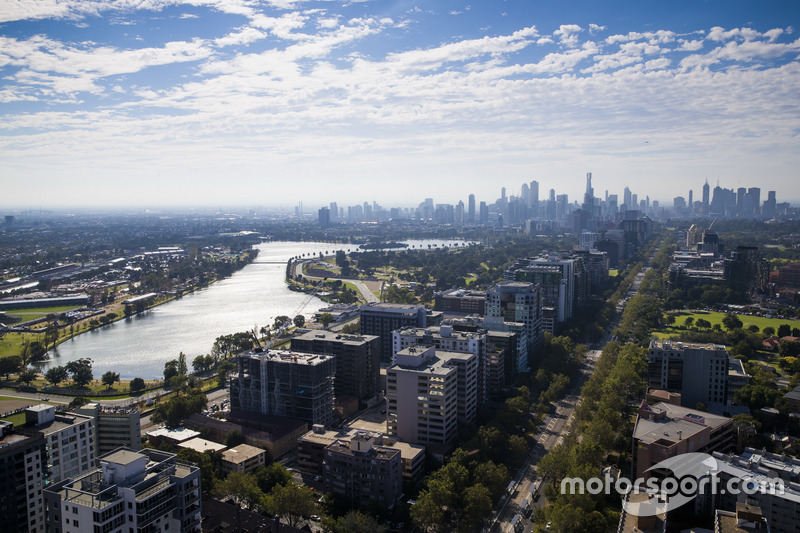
<box><xmin>624</xmin><ymin>186</ymin><xmax>632</xmax><ymax>211</ymax></box>
<box><xmin>318</xmin><ymin>206</ymin><xmax>330</xmax><ymax>227</ymax></box>
<box><xmin>484</xmin><ymin>281</ymin><xmax>542</xmax><ymax>370</ymax></box>
<box><xmin>329</xmin><ymin>201</ymin><xmax>338</xmax><ymax>221</ymax></box>
<box><xmin>506</xmin><ymin>255</ymin><xmax>576</xmax><ymax>333</ymax></box>
<box><xmin>359</xmin><ymin>302</ymin><xmax>426</xmax><ymax>363</ymax></box>
<box><xmin>386</xmin><ymin>346</ymin><xmax>476</xmax><ymax>449</ymax></box>
<box><xmin>530</xmin><ymin>180</ymin><xmax>539</xmax><ymax>210</ymax></box>
<box><xmin>393</xmin><ymin>324</ymin><xmax>488</xmax><ymax>403</ymax></box>
<box><xmin>0</xmin><ymin>423</ymin><xmax>47</xmax><ymax>533</ymax></box>
<box><xmin>647</xmin><ymin>340</ymin><xmax>750</xmax><ymax>408</ymax></box>
<box><xmin>468</xmin><ymin>194</ymin><xmax>476</xmax><ymax>223</ymax></box>
<box><xmin>479</xmin><ymin>201</ymin><xmax>489</xmax><ymax>224</ymax></box>
<box><xmin>290</xmin><ymin>330</ymin><xmax>380</xmax><ymax>403</ymax></box>
<box><xmin>702</xmin><ymin>179</ymin><xmax>710</xmax><ymax>212</ymax></box>
<box><xmin>324</xmin><ymin>432</ymin><xmax>403</xmax><ymax>509</ymax></box>
<box><xmin>75</xmin><ymin>404</ymin><xmax>141</xmax><ymax>456</ymax></box>
<box><xmin>230</xmin><ymin>349</ymin><xmax>335</xmax><ymax>427</ymax></box>
<box><xmin>24</xmin><ymin>404</ymin><xmax>95</xmax><ymax>484</ymax></box>
<box><xmin>44</xmin><ymin>448</ymin><xmax>202</xmax><ymax>533</ymax></box>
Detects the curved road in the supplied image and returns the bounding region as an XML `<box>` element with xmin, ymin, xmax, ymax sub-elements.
<box><xmin>291</xmin><ymin>259</ymin><xmax>380</xmax><ymax>303</ymax></box>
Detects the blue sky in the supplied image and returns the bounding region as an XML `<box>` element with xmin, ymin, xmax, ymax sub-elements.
<box><xmin>1</xmin><ymin>0</ymin><xmax>799</xmax><ymax>210</ymax></box>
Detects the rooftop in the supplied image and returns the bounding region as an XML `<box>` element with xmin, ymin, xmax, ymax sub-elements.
<box><xmin>634</xmin><ymin>402</ymin><xmax>731</xmax><ymax>446</ymax></box>
<box><xmin>221</xmin><ymin>444</ymin><xmax>266</xmax><ymax>464</ymax></box>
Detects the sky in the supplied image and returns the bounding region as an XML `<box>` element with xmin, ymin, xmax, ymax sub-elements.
<box><xmin>1</xmin><ymin>0</ymin><xmax>799</xmax><ymax>210</ymax></box>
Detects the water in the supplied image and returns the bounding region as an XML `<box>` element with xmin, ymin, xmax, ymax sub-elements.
<box><xmin>41</xmin><ymin>239</ymin><xmax>472</xmax><ymax>379</ymax></box>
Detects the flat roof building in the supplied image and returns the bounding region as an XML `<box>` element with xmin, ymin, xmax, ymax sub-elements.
<box><xmin>386</xmin><ymin>346</ymin><xmax>477</xmax><ymax>449</ymax></box>
<box><xmin>633</xmin><ymin>401</ymin><xmax>735</xmax><ymax>481</ymax></box>
<box><xmin>231</xmin><ymin>349</ymin><xmax>335</xmax><ymax>427</ymax></box>
<box><xmin>24</xmin><ymin>404</ymin><xmax>95</xmax><ymax>484</ymax></box>
<box><xmin>359</xmin><ymin>302</ymin><xmax>427</xmax><ymax>363</ymax></box>
<box><xmin>44</xmin><ymin>448</ymin><xmax>201</xmax><ymax>533</ymax></box>
<box><xmin>291</xmin><ymin>330</ymin><xmax>380</xmax><ymax>403</ymax></box>
<box><xmin>220</xmin><ymin>444</ymin><xmax>267</xmax><ymax>476</ymax></box>
<box><xmin>0</xmin><ymin>424</ymin><xmax>47</xmax><ymax>533</ymax></box>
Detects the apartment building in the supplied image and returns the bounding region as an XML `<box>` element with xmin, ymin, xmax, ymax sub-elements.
<box><xmin>75</xmin><ymin>403</ymin><xmax>141</xmax><ymax>455</ymax></box>
<box><xmin>324</xmin><ymin>432</ymin><xmax>402</xmax><ymax>509</ymax></box>
<box><xmin>647</xmin><ymin>340</ymin><xmax>751</xmax><ymax>408</ymax></box>
<box><xmin>24</xmin><ymin>405</ymin><xmax>95</xmax><ymax>484</ymax></box>
<box><xmin>484</xmin><ymin>281</ymin><xmax>540</xmax><ymax>369</ymax></box>
<box><xmin>393</xmin><ymin>324</ymin><xmax>488</xmax><ymax>403</ymax></box>
<box><xmin>44</xmin><ymin>448</ymin><xmax>201</xmax><ymax>533</ymax></box>
<box><xmin>290</xmin><ymin>330</ymin><xmax>380</xmax><ymax>403</ymax></box>
<box><xmin>230</xmin><ymin>349</ymin><xmax>335</xmax><ymax>427</ymax></box>
<box><xmin>632</xmin><ymin>401</ymin><xmax>735</xmax><ymax>480</ymax></box>
<box><xmin>0</xmin><ymin>422</ymin><xmax>47</xmax><ymax>533</ymax></box>
<box><xmin>386</xmin><ymin>346</ymin><xmax>477</xmax><ymax>449</ymax></box>
<box><xmin>359</xmin><ymin>302</ymin><xmax>427</xmax><ymax>363</ymax></box>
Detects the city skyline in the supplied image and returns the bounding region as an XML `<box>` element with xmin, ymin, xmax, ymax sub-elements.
<box><xmin>2</xmin><ymin>1</ymin><xmax>799</xmax><ymax>208</ymax></box>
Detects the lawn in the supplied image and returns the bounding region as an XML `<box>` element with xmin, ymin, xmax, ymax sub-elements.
<box><xmin>3</xmin><ymin>304</ymin><xmax>82</xmax><ymax>322</ymax></box>
<box><xmin>662</xmin><ymin>310</ymin><xmax>800</xmax><ymax>334</ymax></box>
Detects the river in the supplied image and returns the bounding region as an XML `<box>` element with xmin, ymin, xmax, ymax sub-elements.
<box><xmin>41</xmin><ymin>239</ymin><xmax>473</xmax><ymax>379</ymax></box>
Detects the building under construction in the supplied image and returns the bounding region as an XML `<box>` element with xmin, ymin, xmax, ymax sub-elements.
<box><xmin>230</xmin><ymin>350</ymin><xmax>335</xmax><ymax>427</ymax></box>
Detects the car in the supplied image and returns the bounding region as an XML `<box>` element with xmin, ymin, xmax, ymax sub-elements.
<box><xmin>314</xmin><ymin>475</ymin><xmax>322</xmax><ymax>482</ymax></box>
<box><xmin>310</xmin><ymin>515</ymin><xmax>322</xmax><ymax>522</ymax></box>
<box><xmin>546</xmin><ymin>522</ymin><xmax>552</xmax><ymax>530</ymax></box>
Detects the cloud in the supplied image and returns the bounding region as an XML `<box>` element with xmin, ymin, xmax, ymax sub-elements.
<box><xmin>553</xmin><ymin>24</ymin><xmax>582</xmax><ymax>47</ymax></box>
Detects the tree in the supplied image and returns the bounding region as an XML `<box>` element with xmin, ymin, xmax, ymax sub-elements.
<box><xmin>164</xmin><ymin>359</ymin><xmax>180</xmax><ymax>382</ymax></box>
<box><xmin>151</xmin><ymin>388</ymin><xmax>207</xmax><ymax>428</ymax></box>
<box><xmin>178</xmin><ymin>352</ymin><xmax>188</xmax><ymax>375</ymax></box>
<box><xmin>778</xmin><ymin>324</ymin><xmax>792</xmax><ymax>338</ymax></box>
<box><xmin>410</xmin><ymin>490</ymin><xmax>444</xmax><ymax>533</ymax></box>
<box><xmin>273</xmin><ymin>316</ymin><xmax>291</xmax><ymax>331</ymax></box>
<box><xmin>217</xmin><ymin>359</ymin><xmax>235</xmax><ymax>387</ymax></box>
<box><xmin>214</xmin><ymin>471</ymin><xmax>263</xmax><ymax>510</ymax></box>
<box><xmin>462</xmin><ymin>484</ymin><xmax>492</xmax><ymax>531</ymax></box>
<box><xmin>17</xmin><ymin>367</ymin><xmax>38</xmax><ymax>385</ymax></box>
<box><xmin>0</xmin><ymin>356</ymin><xmax>22</xmax><ymax>379</ymax></box>
<box><xmin>28</xmin><ymin>341</ymin><xmax>48</xmax><ymax>363</ymax></box>
<box><xmin>333</xmin><ymin>510</ymin><xmax>387</xmax><ymax>533</ymax></box>
<box><xmin>101</xmin><ymin>371</ymin><xmax>120</xmax><ymax>390</ymax></box>
<box><xmin>763</xmin><ymin>326</ymin><xmax>776</xmax><ymax>337</ymax></box>
<box><xmin>45</xmin><ymin>366</ymin><xmax>68</xmax><ymax>386</ymax></box>
<box><xmin>722</xmin><ymin>313</ymin><xmax>743</xmax><ymax>331</ymax></box>
<box><xmin>696</xmin><ymin>318</ymin><xmax>712</xmax><ymax>329</ymax></box>
<box><xmin>192</xmin><ymin>355</ymin><xmax>209</xmax><ymax>373</ymax></box>
<box><xmin>265</xmin><ymin>482</ymin><xmax>318</xmax><ymax>529</ymax></box>
<box><xmin>130</xmin><ymin>377</ymin><xmax>146</xmax><ymax>394</ymax></box>
<box><xmin>293</xmin><ymin>314</ymin><xmax>305</xmax><ymax>328</ymax></box>
<box><xmin>683</xmin><ymin>317</ymin><xmax>694</xmax><ymax>328</ymax></box>
<box><xmin>255</xmin><ymin>463</ymin><xmax>291</xmax><ymax>494</ymax></box>
<box><xmin>318</xmin><ymin>313</ymin><xmax>334</xmax><ymax>329</ymax></box>
<box><xmin>65</xmin><ymin>358</ymin><xmax>93</xmax><ymax>387</ymax></box>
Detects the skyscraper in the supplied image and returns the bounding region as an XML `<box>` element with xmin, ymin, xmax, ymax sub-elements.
<box><xmin>702</xmin><ymin>179</ymin><xmax>710</xmax><ymax>212</ymax></box>
<box><xmin>623</xmin><ymin>186</ymin><xmax>632</xmax><ymax>210</ymax></box>
<box><xmin>530</xmin><ymin>180</ymin><xmax>539</xmax><ymax>209</ymax></box>
<box><xmin>468</xmin><ymin>194</ymin><xmax>476</xmax><ymax>223</ymax></box>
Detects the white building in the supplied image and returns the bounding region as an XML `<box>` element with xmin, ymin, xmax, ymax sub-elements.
<box><xmin>386</xmin><ymin>346</ymin><xmax>477</xmax><ymax>449</ymax></box>
<box><xmin>392</xmin><ymin>325</ymin><xmax>488</xmax><ymax>403</ymax></box>
<box><xmin>24</xmin><ymin>405</ymin><xmax>95</xmax><ymax>484</ymax></box>
<box><xmin>44</xmin><ymin>448</ymin><xmax>201</xmax><ymax>533</ymax></box>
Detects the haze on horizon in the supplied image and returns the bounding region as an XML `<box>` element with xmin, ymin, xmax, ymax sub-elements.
<box><xmin>1</xmin><ymin>0</ymin><xmax>799</xmax><ymax>210</ymax></box>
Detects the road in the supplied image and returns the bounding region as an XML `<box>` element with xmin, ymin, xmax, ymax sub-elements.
<box><xmin>292</xmin><ymin>258</ymin><xmax>380</xmax><ymax>303</ymax></box>
<box><xmin>490</xmin><ymin>246</ymin><xmax>660</xmax><ymax>532</ymax></box>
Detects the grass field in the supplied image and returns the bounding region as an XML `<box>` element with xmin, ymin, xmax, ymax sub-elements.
<box><xmin>4</xmin><ymin>305</ymin><xmax>81</xmax><ymax>322</ymax></box>
<box><xmin>665</xmin><ymin>310</ymin><xmax>800</xmax><ymax>333</ymax></box>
